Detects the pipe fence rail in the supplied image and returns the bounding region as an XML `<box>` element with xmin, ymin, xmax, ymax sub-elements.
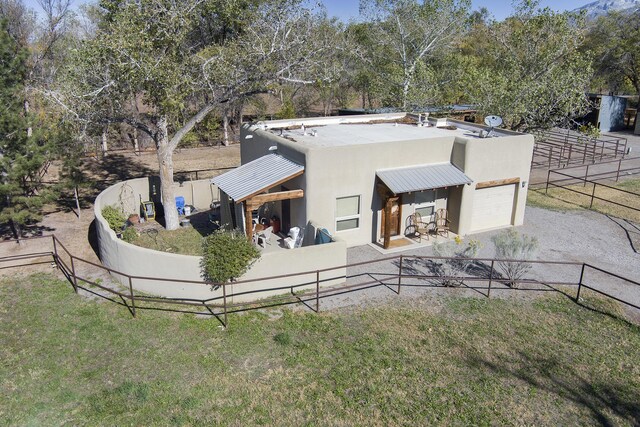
<box><xmin>543</xmin><ymin>169</ymin><xmax>640</xmax><ymax>217</ymax></box>
<box><xmin>532</xmin><ymin>129</ymin><xmax>628</xmax><ymax>170</ymax></box>
<box><xmin>1</xmin><ymin>235</ymin><xmax>639</xmax><ymax>326</ymax></box>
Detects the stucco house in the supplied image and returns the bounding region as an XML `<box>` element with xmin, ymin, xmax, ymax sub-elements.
<box><xmin>212</xmin><ymin>112</ymin><xmax>534</xmax><ymax>250</ymax></box>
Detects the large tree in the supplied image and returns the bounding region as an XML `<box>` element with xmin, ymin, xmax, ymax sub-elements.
<box><xmin>584</xmin><ymin>9</ymin><xmax>640</xmax><ymax>97</ymax></box>
<box><xmin>0</xmin><ymin>19</ymin><xmax>55</xmax><ymax>238</ymax></box>
<box><xmin>465</xmin><ymin>1</ymin><xmax>592</xmax><ymax>132</ymax></box>
<box><xmin>54</xmin><ymin>0</ymin><xmax>336</xmax><ymax>230</ymax></box>
<box><xmin>358</xmin><ymin>0</ymin><xmax>470</xmax><ymax>109</ymax></box>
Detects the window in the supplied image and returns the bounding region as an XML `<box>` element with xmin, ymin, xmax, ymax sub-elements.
<box><xmin>336</xmin><ymin>195</ymin><xmax>360</xmax><ymax>231</ymax></box>
<box><xmin>414</xmin><ymin>190</ymin><xmax>436</xmax><ymax>222</ymax></box>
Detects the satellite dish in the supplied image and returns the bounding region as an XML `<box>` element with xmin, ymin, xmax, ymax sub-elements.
<box><xmin>484</xmin><ymin>115</ymin><xmax>503</xmax><ymax>127</ymax></box>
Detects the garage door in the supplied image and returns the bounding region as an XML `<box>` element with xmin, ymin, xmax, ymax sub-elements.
<box><xmin>470</xmin><ymin>184</ymin><xmax>516</xmax><ymax>232</ymax></box>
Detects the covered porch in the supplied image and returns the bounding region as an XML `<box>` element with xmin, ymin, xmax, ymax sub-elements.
<box><xmin>211</xmin><ymin>154</ymin><xmax>304</xmax><ymax>243</ymax></box>
<box><xmin>375</xmin><ymin>162</ymin><xmax>472</xmax><ymax>249</ymax></box>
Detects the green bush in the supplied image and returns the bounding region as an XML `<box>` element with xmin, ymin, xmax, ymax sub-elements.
<box><xmin>102</xmin><ymin>205</ymin><xmax>126</xmax><ymax>233</ymax></box>
<box><xmin>200</xmin><ymin>229</ymin><xmax>260</xmax><ymax>286</ymax></box>
<box><xmin>121</xmin><ymin>226</ymin><xmax>138</xmax><ymax>243</ymax></box>
<box><xmin>491</xmin><ymin>229</ymin><xmax>539</xmax><ymax>287</ymax></box>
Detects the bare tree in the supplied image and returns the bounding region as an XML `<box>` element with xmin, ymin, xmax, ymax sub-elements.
<box><xmin>359</xmin><ymin>0</ymin><xmax>470</xmax><ymax>109</ymax></box>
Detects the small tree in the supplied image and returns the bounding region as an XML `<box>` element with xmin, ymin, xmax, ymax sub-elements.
<box><xmin>432</xmin><ymin>237</ymin><xmax>481</xmax><ymax>286</ymax></box>
<box><xmin>200</xmin><ymin>229</ymin><xmax>260</xmax><ymax>287</ymax></box>
<box><xmin>491</xmin><ymin>229</ymin><xmax>538</xmax><ymax>288</ymax></box>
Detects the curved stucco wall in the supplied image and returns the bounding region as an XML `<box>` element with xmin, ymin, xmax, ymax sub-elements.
<box><xmin>94</xmin><ymin>178</ymin><xmax>347</xmax><ymax>303</ymax></box>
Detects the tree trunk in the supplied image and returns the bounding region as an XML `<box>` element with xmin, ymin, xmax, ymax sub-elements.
<box><xmin>9</xmin><ymin>219</ymin><xmax>21</xmax><ymax>240</ymax></box>
<box><xmin>101</xmin><ymin>125</ymin><xmax>108</xmax><ymax>156</ymax></box>
<box><xmin>222</xmin><ymin>112</ymin><xmax>229</xmax><ymax>146</ymax></box>
<box><xmin>156</xmin><ymin>117</ymin><xmax>180</xmax><ymax>231</ymax></box>
<box><xmin>24</xmin><ymin>100</ymin><xmax>32</xmax><ymax>138</ymax></box>
<box><xmin>133</xmin><ymin>127</ymin><xmax>139</xmax><ymax>154</ymax></box>
<box><xmin>74</xmin><ymin>185</ymin><xmax>81</xmax><ymax>219</ymax></box>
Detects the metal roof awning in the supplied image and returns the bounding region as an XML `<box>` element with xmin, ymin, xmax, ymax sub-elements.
<box><xmin>376</xmin><ymin>162</ymin><xmax>472</xmax><ymax>194</ymax></box>
<box><xmin>211</xmin><ymin>154</ymin><xmax>304</xmax><ymax>203</ymax></box>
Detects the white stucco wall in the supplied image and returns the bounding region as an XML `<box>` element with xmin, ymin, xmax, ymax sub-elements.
<box><xmin>94</xmin><ymin>178</ymin><xmax>346</xmax><ymax>303</ymax></box>
<box><xmin>241</xmin><ymin>115</ymin><xmax>534</xmax><ymax>246</ymax></box>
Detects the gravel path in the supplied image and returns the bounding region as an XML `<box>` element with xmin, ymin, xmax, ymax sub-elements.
<box><xmin>319</xmin><ymin>205</ymin><xmax>640</xmax><ymax>315</ymax></box>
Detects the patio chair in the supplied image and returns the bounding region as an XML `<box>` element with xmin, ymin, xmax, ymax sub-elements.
<box><xmin>257</xmin><ymin>226</ymin><xmax>273</xmax><ymax>247</ymax></box>
<box><xmin>411</xmin><ymin>212</ymin><xmax>431</xmax><ymax>242</ymax></box>
<box><xmin>434</xmin><ymin>208</ymin><xmax>450</xmax><ymax>238</ymax></box>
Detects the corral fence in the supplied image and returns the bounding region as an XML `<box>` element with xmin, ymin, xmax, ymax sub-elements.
<box><xmin>1</xmin><ymin>235</ymin><xmax>638</xmax><ymax>326</ymax></box>
<box><xmin>532</xmin><ymin>129</ymin><xmax>628</xmax><ymax>170</ymax></box>
<box><xmin>542</xmin><ymin>163</ymin><xmax>640</xmax><ymax>221</ymax></box>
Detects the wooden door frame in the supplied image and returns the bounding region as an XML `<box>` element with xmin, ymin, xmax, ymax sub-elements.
<box><xmin>381</xmin><ymin>195</ymin><xmax>402</xmax><ymax>247</ymax></box>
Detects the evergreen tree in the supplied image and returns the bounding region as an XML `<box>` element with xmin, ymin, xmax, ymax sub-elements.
<box><xmin>0</xmin><ymin>19</ymin><xmax>54</xmax><ymax>238</ymax></box>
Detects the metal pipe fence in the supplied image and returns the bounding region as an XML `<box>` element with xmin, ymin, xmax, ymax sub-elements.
<box><xmin>532</xmin><ymin>129</ymin><xmax>628</xmax><ymax>170</ymax></box>
<box><xmin>544</xmin><ymin>169</ymin><xmax>640</xmax><ymax>217</ymax></box>
<box><xmin>1</xmin><ymin>235</ymin><xmax>639</xmax><ymax>326</ymax></box>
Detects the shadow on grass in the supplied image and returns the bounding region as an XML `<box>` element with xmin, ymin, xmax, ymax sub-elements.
<box><xmin>464</xmin><ymin>349</ymin><xmax>640</xmax><ymax>426</ymax></box>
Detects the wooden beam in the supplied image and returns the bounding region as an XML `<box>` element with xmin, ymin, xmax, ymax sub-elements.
<box><xmin>245</xmin><ymin>201</ymin><xmax>254</xmax><ymax>241</ymax></box>
<box><xmin>475</xmin><ymin>177</ymin><xmax>520</xmax><ymax>189</ymax></box>
<box><xmin>376</xmin><ymin>182</ymin><xmax>394</xmax><ymax>199</ymax></box>
<box><xmin>235</xmin><ymin>169</ymin><xmax>304</xmax><ymax>203</ymax></box>
<box><xmin>249</xmin><ymin>189</ymin><xmax>304</xmax><ymax>205</ymax></box>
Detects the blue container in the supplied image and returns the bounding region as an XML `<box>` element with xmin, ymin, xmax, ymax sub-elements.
<box><xmin>175</xmin><ymin>196</ymin><xmax>185</xmax><ymax>215</ymax></box>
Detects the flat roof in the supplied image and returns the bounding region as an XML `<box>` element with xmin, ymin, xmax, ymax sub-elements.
<box><xmin>275</xmin><ymin>123</ymin><xmax>480</xmax><ymax>148</ymax></box>
<box><xmin>254</xmin><ymin>114</ymin><xmax>516</xmax><ymax>148</ymax></box>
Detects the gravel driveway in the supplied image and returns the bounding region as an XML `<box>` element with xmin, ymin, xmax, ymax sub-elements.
<box><xmin>321</xmin><ymin>205</ymin><xmax>640</xmax><ymax>313</ymax></box>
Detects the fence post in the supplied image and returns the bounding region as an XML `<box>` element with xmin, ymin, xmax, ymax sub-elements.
<box><xmin>567</xmin><ymin>144</ymin><xmax>572</xmax><ymax>166</ymax></box>
<box><xmin>397</xmin><ymin>255</ymin><xmax>403</xmax><ymax>295</ymax></box>
<box><xmin>584</xmin><ymin>164</ymin><xmax>589</xmax><ymax>187</ymax></box>
<box><xmin>52</xmin><ymin>235</ymin><xmax>58</xmax><ymax>268</ymax></box>
<box><xmin>548</xmin><ymin>146</ymin><xmax>553</xmax><ymax>167</ymax></box>
<box><xmin>316</xmin><ymin>270</ymin><xmax>320</xmax><ymax>313</ymax></box>
<box><xmin>545</xmin><ymin>170</ymin><xmax>551</xmax><ymax>194</ymax></box>
<box><xmin>616</xmin><ymin>158</ymin><xmax>622</xmax><ymax>182</ymax></box>
<box><xmin>487</xmin><ymin>260</ymin><xmax>494</xmax><ymax>298</ymax></box>
<box><xmin>589</xmin><ymin>182</ymin><xmax>597</xmax><ymax>209</ymax></box>
<box><xmin>70</xmin><ymin>256</ymin><xmax>78</xmax><ymax>294</ymax></box>
<box><xmin>223</xmin><ymin>283</ymin><xmax>227</xmax><ymax>327</ymax></box>
<box><xmin>576</xmin><ymin>264</ymin><xmax>585</xmax><ymax>302</ymax></box>
<box><xmin>128</xmin><ymin>276</ymin><xmax>136</xmax><ymax>318</ymax></box>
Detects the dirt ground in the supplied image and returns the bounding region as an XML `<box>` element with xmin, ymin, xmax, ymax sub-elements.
<box><xmin>0</xmin><ymin>144</ymin><xmax>241</xmax><ymax>281</ymax></box>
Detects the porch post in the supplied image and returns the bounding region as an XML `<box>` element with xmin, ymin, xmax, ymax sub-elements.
<box><xmin>383</xmin><ymin>197</ymin><xmax>393</xmax><ymax>249</ymax></box>
<box><xmin>244</xmin><ymin>201</ymin><xmax>254</xmax><ymax>242</ymax></box>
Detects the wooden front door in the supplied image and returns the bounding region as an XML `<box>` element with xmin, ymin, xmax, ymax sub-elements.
<box><xmin>381</xmin><ymin>196</ymin><xmax>401</xmax><ymax>238</ymax></box>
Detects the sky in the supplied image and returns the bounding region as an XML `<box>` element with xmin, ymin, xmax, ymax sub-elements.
<box><xmin>22</xmin><ymin>0</ymin><xmax>591</xmax><ymax>21</ymax></box>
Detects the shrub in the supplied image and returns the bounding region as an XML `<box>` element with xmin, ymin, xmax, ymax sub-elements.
<box><xmin>121</xmin><ymin>226</ymin><xmax>138</xmax><ymax>243</ymax></box>
<box><xmin>432</xmin><ymin>238</ymin><xmax>482</xmax><ymax>286</ymax></box>
<box><xmin>102</xmin><ymin>205</ymin><xmax>126</xmax><ymax>233</ymax></box>
<box><xmin>200</xmin><ymin>229</ymin><xmax>260</xmax><ymax>286</ymax></box>
<box><xmin>491</xmin><ymin>229</ymin><xmax>539</xmax><ymax>288</ymax></box>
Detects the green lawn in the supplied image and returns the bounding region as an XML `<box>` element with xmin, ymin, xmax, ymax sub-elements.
<box><xmin>1</xmin><ymin>274</ymin><xmax>639</xmax><ymax>426</ymax></box>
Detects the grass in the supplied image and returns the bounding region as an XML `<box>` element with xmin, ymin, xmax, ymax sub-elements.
<box><xmin>131</xmin><ymin>226</ymin><xmax>204</xmax><ymax>256</ymax></box>
<box><xmin>527</xmin><ymin>178</ymin><xmax>640</xmax><ymax>223</ymax></box>
<box><xmin>2</xmin><ymin>273</ymin><xmax>640</xmax><ymax>425</ymax></box>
